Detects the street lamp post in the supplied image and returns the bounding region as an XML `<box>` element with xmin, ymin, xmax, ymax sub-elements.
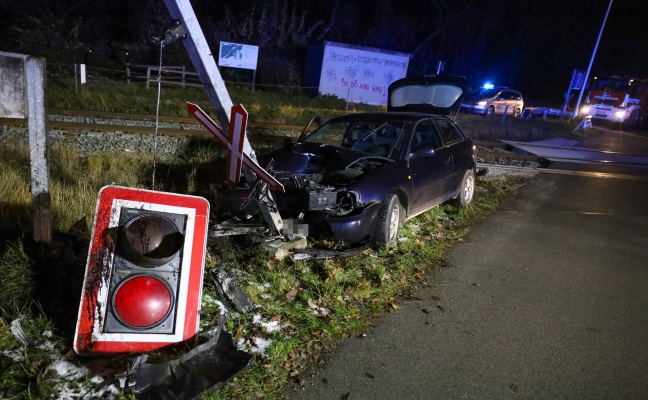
<box><xmin>572</xmin><ymin>0</ymin><xmax>614</xmax><ymax>120</ymax></box>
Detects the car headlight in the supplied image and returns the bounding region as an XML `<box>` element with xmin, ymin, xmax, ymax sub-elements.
<box><xmin>477</xmin><ymin>101</ymin><xmax>487</xmax><ymax>106</ymax></box>
<box><xmin>580</xmin><ymin>106</ymin><xmax>590</xmax><ymax>114</ymax></box>
<box><xmin>615</xmin><ymin>110</ymin><xmax>626</xmax><ymax>119</ymax></box>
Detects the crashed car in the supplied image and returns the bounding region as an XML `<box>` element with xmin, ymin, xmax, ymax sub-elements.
<box><xmin>218</xmin><ymin>75</ymin><xmax>476</xmax><ymax>248</ymax></box>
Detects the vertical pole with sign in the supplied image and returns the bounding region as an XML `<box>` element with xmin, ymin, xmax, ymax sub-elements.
<box><xmin>0</xmin><ymin>51</ymin><xmax>51</xmax><ymax>243</ymax></box>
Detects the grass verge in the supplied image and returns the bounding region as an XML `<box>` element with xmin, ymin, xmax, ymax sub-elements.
<box><xmin>0</xmin><ymin>136</ymin><xmax>527</xmax><ymax>399</ymax></box>
<box><xmin>2</xmin><ymin>78</ymin><xmax>584</xmax><ymax>398</ymax></box>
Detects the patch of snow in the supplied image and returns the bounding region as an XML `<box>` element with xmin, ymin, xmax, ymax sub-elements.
<box><xmin>237</xmin><ymin>337</ymin><xmax>248</xmax><ymax>351</ymax></box>
<box><xmin>252</xmin><ymin>314</ymin><xmax>283</xmax><ymax>333</ymax></box>
<box><xmin>202</xmin><ymin>293</ymin><xmax>228</xmax><ymax>316</ymax></box>
<box><xmin>56</xmin><ymin>380</ymin><xmax>120</xmax><ymax>400</ymax></box>
<box><xmin>51</xmin><ymin>359</ymin><xmax>88</xmax><ymax>380</ymax></box>
<box><xmin>38</xmin><ymin>339</ymin><xmax>56</xmax><ymax>351</ymax></box>
<box><xmin>308</xmin><ymin>299</ymin><xmax>330</xmax><ymax>316</ymax></box>
<box><xmin>2</xmin><ymin>349</ymin><xmax>24</xmax><ymax>362</ymax></box>
<box><xmin>251</xmin><ymin>337</ymin><xmax>272</xmax><ymax>356</ymax></box>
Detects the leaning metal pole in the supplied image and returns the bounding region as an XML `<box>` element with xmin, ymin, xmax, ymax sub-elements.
<box><xmin>163</xmin><ymin>0</ymin><xmax>283</xmax><ymax>236</ymax></box>
<box><xmin>571</xmin><ymin>0</ymin><xmax>614</xmax><ymax>120</ymax></box>
<box><xmin>163</xmin><ymin>0</ymin><xmax>255</xmax><ymax>159</ymax></box>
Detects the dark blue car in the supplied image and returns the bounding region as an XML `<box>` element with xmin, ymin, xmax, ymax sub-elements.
<box><xmin>219</xmin><ymin>76</ymin><xmax>476</xmax><ymax>249</ymax></box>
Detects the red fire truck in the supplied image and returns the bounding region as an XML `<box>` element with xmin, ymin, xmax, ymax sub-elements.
<box><xmin>578</xmin><ymin>75</ymin><xmax>648</xmax><ymax>127</ymax></box>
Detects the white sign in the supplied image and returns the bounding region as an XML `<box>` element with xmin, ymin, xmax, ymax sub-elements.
<box><xmin>80</xmin><ymin>63</ymin><xmax>86</xmax><ymax>84</ymax></box>
<box><xmin>318</xmin><ymin>42</ymin><xmax>410</xmax><ymax>106</ymax></box>
<box><xmin>218</xmin><ymin>42</ymin><xmax>259</xmax><ymax>70</ymax></box>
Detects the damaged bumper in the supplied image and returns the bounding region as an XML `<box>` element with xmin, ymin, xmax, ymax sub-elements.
<box><xmin>325</xmin><ymin>202</ymin><xmax>381</xmax><ymax>243</ymax></box>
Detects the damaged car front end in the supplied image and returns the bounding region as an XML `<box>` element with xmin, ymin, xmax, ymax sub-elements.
<box><xmin>215</xmin><ymin>75</ymin><xmax>476</xmax><ymax>248</ymax></box>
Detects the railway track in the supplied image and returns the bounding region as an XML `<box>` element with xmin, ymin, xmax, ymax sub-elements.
<box><xmin>0</xmin><ymin>108</ymin><xmax>590</xmax><ymax>165</ymax></box>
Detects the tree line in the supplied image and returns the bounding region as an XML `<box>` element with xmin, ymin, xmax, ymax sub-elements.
<box><xmin>1</xmin><ymin>0</ymin><xmax>646</xmax><ymax>103</ymax></box>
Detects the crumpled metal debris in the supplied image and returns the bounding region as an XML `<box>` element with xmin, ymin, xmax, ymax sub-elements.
<box><xmin>211</xmin><ymin>269</ymin><xmax>255</xmax><ymax>313</ymax></box>
<box><xmin>117</xmin><ymin>314</ymin><xmax>253</xmax><ymax>400</ymax></box>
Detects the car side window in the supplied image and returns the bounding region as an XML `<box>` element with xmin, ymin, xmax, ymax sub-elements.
<box><xmin>434</xmin><ymin>119</ymin><xmax>464</xmax><ymax>146</ymax></box>
<box><xmin>410</xmin><ymin>120</ymin><xmax>443</xmax><ymax>153</ymax></box>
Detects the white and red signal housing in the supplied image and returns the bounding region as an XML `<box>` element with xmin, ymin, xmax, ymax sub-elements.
<box><xmin>74</xmin><ymin>186</ymin><xmax>210</xmax><ymax>354</ymax></box>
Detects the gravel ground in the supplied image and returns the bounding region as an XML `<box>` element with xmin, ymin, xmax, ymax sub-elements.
<box><xmin>1</xmin><ymin>115</ymin><xmax>543</xmax><ymax>178</ymax></box>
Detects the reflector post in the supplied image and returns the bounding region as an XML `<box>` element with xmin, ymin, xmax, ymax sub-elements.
<box><xmin>74</xmin><ymin>186</ymin><xmax>209</xmax><ymax>354</ymax></box>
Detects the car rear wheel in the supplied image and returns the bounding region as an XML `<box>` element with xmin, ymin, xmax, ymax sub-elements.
<box><xmin>370</xmin><ymin>194</ymin><xmax>402</xmax><ymax>249</ymax></box>
<box><xmin>452</xmin><ymin>169</ymin><xmax>475</xmax><ymax>207</ymax></box>
<box><xmin>513</xmin><ymin>108</ymin><xmax>522</xmax><ymax>118</ymax></box>
<box><xmin>485</xmin><ymin>106</ymin><xmax>495</xmax><ymax>117</ymax></box>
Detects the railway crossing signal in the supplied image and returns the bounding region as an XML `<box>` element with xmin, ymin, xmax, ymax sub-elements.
<box><xmin>74</xmin><ymin>186</ymin><xmax>209</xmax><ymax>354</ymax></box>
<box><xmin>187</xmin><ymin>102</ymin><xmax>285</xmax><ymax>193</ymax></box>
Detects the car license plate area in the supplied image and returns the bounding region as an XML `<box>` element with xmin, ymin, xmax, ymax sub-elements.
<box><xmin>309</xmin><ymin>191</ymin><xmax>337</xmax><ymax>210</ymax></box>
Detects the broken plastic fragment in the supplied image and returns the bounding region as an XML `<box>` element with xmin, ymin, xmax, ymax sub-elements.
<box><xmin>212</xmin><ymin>269</ymin><xmax>255</xmax><ymax>313</ymax></box>
<box><xmin>117</xmin><ymin>315</ymin><xmax>254</xmax><ymax>400</ymax></box>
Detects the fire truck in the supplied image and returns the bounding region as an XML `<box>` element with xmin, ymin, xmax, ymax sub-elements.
<box><xmin>579</xmin><ymin>75</ymin><xmax>648</xmax><ymax>127</ymax></box>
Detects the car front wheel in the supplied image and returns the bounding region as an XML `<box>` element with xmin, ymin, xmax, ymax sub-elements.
<box><xmin>453</xmin><ymin>169</ymin><xmax>475</xmax><ymax>207</ymax></box>
<box><xmin>370</xmin><ymin>193</ymin><xmax>402</xmax><ymax>249</ymax></box>
<box><xmin>485</xmin><ymin>106</ymin><xmax>495</xmax><ymax>117</ymax></box>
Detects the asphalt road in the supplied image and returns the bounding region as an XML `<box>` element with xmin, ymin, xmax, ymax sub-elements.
<box><xmin>289</xmin><ymin>133</ymin><xmax>648</xmax><ymax>399</ymax></box>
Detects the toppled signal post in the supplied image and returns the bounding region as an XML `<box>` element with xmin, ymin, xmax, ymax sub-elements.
<box><xmin>163</xmin><ymin>0</ymin><xmax>286</xmax><ymax>240</ymax></box>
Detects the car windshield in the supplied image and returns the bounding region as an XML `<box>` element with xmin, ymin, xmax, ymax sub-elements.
<box><xmin>303</xmin><ymin>119</ymin><xmax>409</xmax><ymax>159</ymax></box>
<box><xmin>466</xmin><ymin>88</ymin><xmax>499</xmax><ymax>100</ymax></box>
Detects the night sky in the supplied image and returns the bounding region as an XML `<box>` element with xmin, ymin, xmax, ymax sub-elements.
<box><xmin>1</xmin><ymin>0</ymin><xmax>646</xmax><ymax>105</ymax></box>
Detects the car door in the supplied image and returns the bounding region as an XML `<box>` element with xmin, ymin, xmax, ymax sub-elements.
<box><xmin>500</xmin><ymin>91</ymin><xmax>520</xmax><ymax>115</ymax></box>
<box><xmin>492</xmin><ymin>90</ymin><xmax>507</xmax><ymax>114</ymax></box>
<box><xmin>434</xmin><ymin>118</ymin><xmax>469</xmax><ymax>193</ymax></box>
<box><xmin>407</xmin><ymin>119</ymin><xmax>454</xmax><ymax>215</ymax></box>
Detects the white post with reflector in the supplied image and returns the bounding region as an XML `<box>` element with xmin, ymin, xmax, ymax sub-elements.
<box><xmin>74</xmin><ymin>186</ymin><xmax>210</xmax><ymax>354</ymax></box>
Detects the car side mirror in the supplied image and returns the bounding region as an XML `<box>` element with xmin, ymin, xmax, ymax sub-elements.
<box><xmin>409</xmin><ymin>146</ymin><xmax>436</xmax><ymax>158</ymax></box>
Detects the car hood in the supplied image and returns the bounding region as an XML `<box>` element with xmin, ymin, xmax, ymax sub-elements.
<box><xmin>258</xmin><ymin>143</ymin><xmax>393</xmax><ymax>186</ymax></box>
<box><xmin>387</xmin><ymin>75</ymin><xmax>471</xmax><ymax>115</ymax></box>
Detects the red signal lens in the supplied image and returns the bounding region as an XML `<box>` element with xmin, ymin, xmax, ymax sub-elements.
<box><xmin>113</xmin><ymin>276</ymin><xmax>173</xmax><ymax>328</ymax></box>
